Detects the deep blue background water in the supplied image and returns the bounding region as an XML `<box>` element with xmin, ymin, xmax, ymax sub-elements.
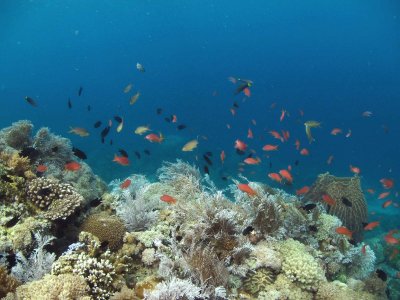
<box><xmin>1</xmin><ymin>1</ymin><xmax>400</xmax><ymax>225</ymax></box>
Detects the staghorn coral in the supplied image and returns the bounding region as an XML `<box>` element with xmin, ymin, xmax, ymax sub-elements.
<box><xmin>305</xmin><ymin>173</ymin><xmax>367</xmax><ymax>242</ymax></box>
<box><xmin>243</xmin><ymin>267</ymin><xmax>276</xmax><ymax>296</ymax></box>
<box><xmin>0</xmin><ymin>266</ymin><xmax>20</xmax><ymax>298</ymax></box>
<box><xmin>279</xmin><ymin>238</ymin><xmax>326</xmax><ymax>291</ymax></box>
<box><xmin>10</xmin><ymin>273</ymin><xmax>90</xmax><ymax>300</ymax></box>
<box><xmin>26</xmin><ymin>177</ymin><xmax>83</xmax><ymax>220</ymax></box>
<box><xmin>80</xmin><ymin>212</ymin><xmax>126</xmax><ymax>250</ymax></box>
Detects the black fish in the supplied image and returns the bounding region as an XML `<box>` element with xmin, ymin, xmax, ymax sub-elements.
<box><xmin>78</xmin><ymin>86</ymin><xmax>83</xmax><ymax>96</ymax></box>
<box><xmin>90</xmin><ymin>198</ymin><xmax>102</xmax><ymax>207</ymax></box>
<box><xmin>242</xmin><ymin>226</ymin><xmax>254</xmax><ymax>235</ymax></box>
<box><xmin>119</xmin><ymin>149</ymin><xmax>128</xmax><ymax>158</ymax></box>
<box><xmin>101</xmin><ymin>137</ymin><xmax>105</xmax><ymax>144</ymax></box>
<box><xmin>19</xmin><ymin>147</ymin><xmax>40</xmax><ymax>161</ymax></box>
<box><xmin>68</xmin><ymin>98</ymin><xmax>72</xmax><ymax>109</ymax></box>
<box><xmin>134</xmin><ymin>151</ymin><xmax>141</xmax><ymax>159</ymax></box>
<box><xmin>221</xmin><ymin>176</ymin><xmax>228</xmax><ymax>181</ymax></box>
<box><xmin>87</xmin><ymin>105</ymin><xmax>91</xmax><ymax>111</ymax></box>
<box><xmin>233</xmin><ymin>101</ymin><xmax>239</xmax><ymax>108</ymax></box>
<box><xmin>205</xmin><ymin>151</ymin><xmax>213</xmax><ymax>157</ymax></box>
<box><xmin>294</xmin><ymin>160</ymin><xmax>299</xmax><ymax>166</ymax></box>
<box><xmin>72</xmin><ymin>147</ymin><xmax>87</xmax><ymax>160</ymax></box>
<box><xmin>341</xmin><ymin>197</ymin><xmax>352</xmax><ymax>207</ymax></box>
<box><xmin>309</xmin><ymin>225</ymin><xmax>318</xmax><ymax>232</ymax></box>
<box><xmin>51</xmin><ymin>146</ymin><xmax>58</xmax><ymax>153</ymax></box>
<box><xmin>25</xmin><ymin>96</ymin><xmax>37</xmax><ymax>107</ymax></box>
<box><xmin>203</xmin><ymin>155</ymin><xmax>213</xmax><ymax>166</ymax></box>
<box><xmin>376</xmin><ymin>269</ymin><xmax>387</xmax><ymax>281</ymax></box>
<box><xmin>114</xmin><ymin>116</ymin><xmax>123</xmax><ymax>123</ymax></box>
<box><xmin>156</xmin><ymin>108</ymin><xmax>163</xmax><ymax>115</ymax></box>
<box><xmin>38</xmin><ymin>187</ymin><xmax>51</xmax><ymax>197</ymax></box>
<box><xmin>164</xmin><ymin>117</ymin><xmax>171</xmax><ymax>123</ymax></box>
<box><xmin>4</xmin><ymin>216</ymin><xmax>19</xmax><ymax>228</ymax></box>
<box><xmin>204</xmin><ymin>165</ymin><xmax>209</xmax><ymax>174</ymax></box>
<box><xmin>94</xmin><ymin>121</ymin><xmax>102</xmax><ymax>128</ymax></box>
<box><xmin>177</xmin><ymin>124</ymin><xmax>187</xmax><ymax>130</ymax></box>
<box><xmin>301</xmin><ymin>203</ymin><xmax>316</xmax><ymax>212</ymax></box>
<box><xmin>101</xmin><ymin>126</ymin><xmax>110</xmax><ymax>138</ymax></box>
<box><xmin>110</xmin><ymin>139</ymin><xmax>113</xmax><ymax>145</ymax></box>
<box><xmin>144</xmin><ymin>149</ymin><xmax>151</xmax><ymax>155</ymax></box>
<box><xmin>1</xmin><ymin>175</ymin><xmax>12</xmax><ymax>183</ymax></box>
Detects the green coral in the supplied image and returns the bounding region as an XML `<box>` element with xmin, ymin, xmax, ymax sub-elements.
<box><xmin>279</xmin><ymin>239</ymin><xmax>326</xmax><ymax>291</ymax></box>
<box><xmin>243</xmin><ymin>268</ymin><xmax>276</xmax><ymax>296</ymax></box>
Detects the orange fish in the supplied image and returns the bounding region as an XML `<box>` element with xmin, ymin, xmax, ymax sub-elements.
<box><xmin>113</xmin><ymin>155</ymin><xmax>130</xmax><ymax>166</ymax></box>
<box><xmin>36</xmin><ymin>165</ymin><xmax>47</xmax><ymax>173</ymax></box>
<box><xmin>335</xmin><ymin>226</ymin><xmax>353</xmax><ymax>239</ymax></box>
<box><xmin>294</xmin><ymin>139</ymin><xmax>300</xmax><ymax>151</ymax></box>
<box><xmin>330</xmin><ymin>128</ymin><xmax>342</xmax><ymax>135</ymax></box>
<box><xmin>300</xmin><ymin>148</ymin><xmax>309</xmax><ymax>156</ymax></box>
<box><xmin>247</xmin><ymin>128</ymin><xmax>253</xmax><ymax>139</ymax></box>
<box><xmin>234</xmin><ymin>139</ymin><xmax>247</xmax><ymax>152</ymax></box>
<box><xmin>237</xmin><ymin>183</ymin><xmax>257</xmax><ymax>196</ymax></box>
<box><xmin>145</xmin><ymin>133</ymin><xmax>164</xmax><ymax>143</ymax></box>
<box><xmin>268</xmin><ymin>172</ymin><xmax>282</xmax><ymax>183</ymax></box>
<box><xmin>244</xmin><ymin>157</ymin><xmax>260</xmax><ymax>165</ymax></box>
<box><xmin>280</xmin><ymin>109</ymin><xmax>286</xmax><ymax>122</ymax></box>
<box><xmin>349</xmin><ymin>165</ymin><xmax>360</xmax><ymax>174</ymax></box>
<box><xmin>380</xmin><ymin>178</ymin><xmax>394</xmax><ymax>189</ymax></box>
<box><xmin>296</xmin><ymin>186</ymin><xmax>310</xmax><ymax>196</ymax></box>
<box><xmin>120</xmin><ymin>179</ymin><xmax>132</xmax><ymax>189</ymax></box>
<box><xmin>262</xmin><ymin>144</ymin><xmax>278</xmax><ymax>151</ymax></box>
<box><xmin>243</xmin><ymin>87</ymin><xmax>251</xmax><ymax>97</ymax></box>
<box><xmin>282</xmin><ymin>130</ymin><xmax>290</xmax><ymax>141</ymax></box>
<box><xmin>367</xmin><ymin>189</ymin><xmax>375</xmax><ymax>194</ymax></box>
<box><xmin>65</xmin><ymin>161</ymin><xmax>81</xmax><ymax>171</ymax></box>
<box><xmin>385</xmin><ymin>232</ymin><xmax>399</xmax><ymax>245</ymax></box>
<box><xmin>382</xmin><ymin>200</ymin><xmax>392</xmax><ymax>208</ymax></box>
<box><xmin>279</xmin><ymin>169</ymin><xmax>293</xmax><ymax>184</ymax></box>
<box><xmin>220</xmin><ymin>150</ymin><xmax>225</xmax><ymax>164</ymax></box>
<box><xmin>172</xmin><ymin>115</ymin><xmax>178</xmax><ymax>123</ymax></box>
<box><xmin>160</xmin><ymin>194</ymin><xmax>177</xmax><ymax>204</ymax></box>
<box><xmin>269</xmin><ymin>130</ymin><xmax>283</xmax><ymax>142</ymax></box>
<box><xmin>327</xmin><ymin>155</ymin><xmax>334</xmax><ymax>165</ymax></box>
<box><xmin>322</xmin><ymin>194</ymin><xmax>336</xmax><ymax>206</ymax></box>
<box><xmin>364</xmin><ymin>221</ymin><xmax>380</xmax><ymax>230</ymax></box>
<box><xmin>378</xmin><ymin>192</ymin><xmax>390</xmax><ymax>199</ymax></box>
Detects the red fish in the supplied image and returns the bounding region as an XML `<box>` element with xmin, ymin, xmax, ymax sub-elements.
<box><xmin>160</xmin><ymin>194</ymin><xmax>177</xmax><ymax>204</ymax></box>
<box><xmin>220</xmin><ymin>150</ymin><xmax>225</xmax><ymax>164</ymax></box>
<box><xmin>322</xmin><ymin>194</ymin><xmax>336</xmax><ymax>206</ymax></box>
<box><xmin>294</xmin><ymin>139</ymin><xmax>300</xmax><ymax>150</ymax></box>
<box><xmin>378</xmin><ymin>192</ymin><xmax>390</xmax><ymax>199</ymax></box>
<box><xmin>361</xmin><ymin>244</ymin><xmax>366</xmax><ymax>255</ymax></box>
<box><xmin>282</xmin><ymin>130</ymin><xmax>290</xmax><ymax>141</ymax></box>
<box><xmin>382</xmin><ymin>200</ymin><xmax>392</xmax><ymax>208</ymax></box>
<box><xmin>280</xmin><ymin>109</ymin><xmax>286</xmax><ymax>122</ymax></box>
<box><xmin>247</xmin><ymin>128</ymin><xmax>253</xmax><ymax>139</ymax></box>
<box><xmin>279</xmin><ymin>169</ymin><xmax>293</xmax><ymax>184</ymax></box>
<box><xmin>268</xmin><ymin>172</ymin><xmax>282</xmax><ymax>183</ymax></box>
<box><xmin>113</xmin><ymin>155</ymin><xmax>130</xmax><ymax>166</ymax></box>
<box><xmin>367</xmin><ymin>189</ymin><xmax>375</xmax><ymax>194</ymax></box>
<box><xmin>335</xmin><ymin>226</ymin><xmax>353</xmax><ymax>239</ymax></box>
<box><xmin>296</xmin><ymin>186</ymin><xmax>310</xmax><ymax>196</ymax></box>
<box><xmin>300</xmin><ymin>148</ymin><xmax>309</xmax><ymax>156</ymax></box>
<box><xmin>120</xmin><ymin>179</ymin><xmax>132</xmax><ymax>189</ymax></box>
<box><xmin>244</xmin><ymin>157</ymin><xmax>260</xmax><ymax>165</ymax></box>
<box><xmin>65</xmin><ymin>161</ymin><xmax>81</xmax><ymax>171</ymax></box>
<box><xmin>145</xmin><ymin>133</ymin><xmax>164</xmax><ymax>143</ymax></box>
<box><xmin>330</xmin><ymin>128</ymin><xmax>342</xmax><ymax>135</ymax></box>
<box><xmin>237</xmin><ymin>183</ymin><xmax>257</xmax><ymax>196</ymax></box>
<box><xmin>262</xmin><ymin>144</ymin><xmax>278</xmax><ymax>151</ymax></box>
<box><xmin>349</xmin><ymin>165</ymin><xmax>360</xmax><ymax>174</ymax></box>
<box><xmin>243</xmin><ymin>87</ymin><xmax>251</xmax><ymax>97</ymax></box>
<box><xmin>36</xmin><ymin>165</ymin><xmax>48</xmax><ymax>172</ymax></box>
<box><xmin>385</xmin><ymin>232</ymin><xmax>399</xmax><ymax>245</ymax></box>
<box><xmin>380</xmin><ymin>178</ymin><xmax>394</xmax><ymax>189</ymax></box>
<box><xmin>172</xmin><ymin>115</ymin><xmax>178</xmax><ymax>123</ymax></box>
<box><xmin>364</xmin><ymin>221</ymin><xmax>380</xmax><ymax>231</ymax></box>
<box><xmin>234</xmin><ymin>139</ymin><xmax>247</xmax><ymax>152</ymax></box>
<box><xmin>269</xmin><ymin>130</ymin><xmax>283</xmax><ymax>142</ymax></box>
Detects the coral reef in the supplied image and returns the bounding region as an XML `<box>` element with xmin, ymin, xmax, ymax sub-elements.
<box><xmin>305</xmin><ymin>173</ymin><xmax>367</xmax><ymax>242</ymax></box>
<box><xmin>0</xmin><ymin>266</ymin><xmax>20</xmax><ymax>298</ymax></box>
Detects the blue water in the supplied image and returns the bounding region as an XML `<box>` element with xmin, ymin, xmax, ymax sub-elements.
<box><xmin>1</xmin><ymin>1</ymin><xmax>400</xmax><ymax>223</ymax></box>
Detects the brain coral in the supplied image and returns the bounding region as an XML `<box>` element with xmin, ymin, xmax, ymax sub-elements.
<box><xmin>305</xmin><ymin>173</ymin><xmax>367</xmax><ymax>242</ymax></box>
<box><xmin>279</xmin><ymin>239</ymin><xmax>326</xmax><ymax>291</ymax></box>
<box><xmin>26</xmin><ymin>177</ymin><xmax>83</xmax><ymax>220</ymax></box>
<box><xmin>80</xmin><ymin>212</ymin><xmax>125</xmax><ymax>250</ymax></box>
<box><xmin>243</xmin><ymin>267</ymin><xmax>276</xmax><ymax>296</ymax></box>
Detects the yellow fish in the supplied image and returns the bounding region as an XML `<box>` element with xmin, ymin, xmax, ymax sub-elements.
<box><xmin>116</xmin><ymin>118</ymin><xmax>124</xmax><ymax>133</ymax></box>
<box><xmin>69</xmin><ymin>127</ymin><xmax>89</xmax><ymax>137</ymax></box>
<box><xmin>304</xmin><ymin>120</ymin><xmax>321</xmax><ymax>143</ymax></box>
<box><xmin>123</xmin><ymin>83</ymin><xmax>133</xmax><ymax>93</ymax></box>
<box><xmin>134</xmin><ymin>125</ymin><xmax>151</xmax><ymax>135</ymax></box>
<box><xmin>182</xmin><ymin>139</ymin><xmax>198</xmax><ymax>152</ymax></box>
<box><xmin>130</xmin><ymin>92</ymin><xmax>140</xmax><ymax>105</ymax></box>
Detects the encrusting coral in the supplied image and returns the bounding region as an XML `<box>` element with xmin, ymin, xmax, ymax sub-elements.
<box><xmin>305</xmin><ymin>173</ymin><xmax>367</xmax><ymax>242</ymax></box>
